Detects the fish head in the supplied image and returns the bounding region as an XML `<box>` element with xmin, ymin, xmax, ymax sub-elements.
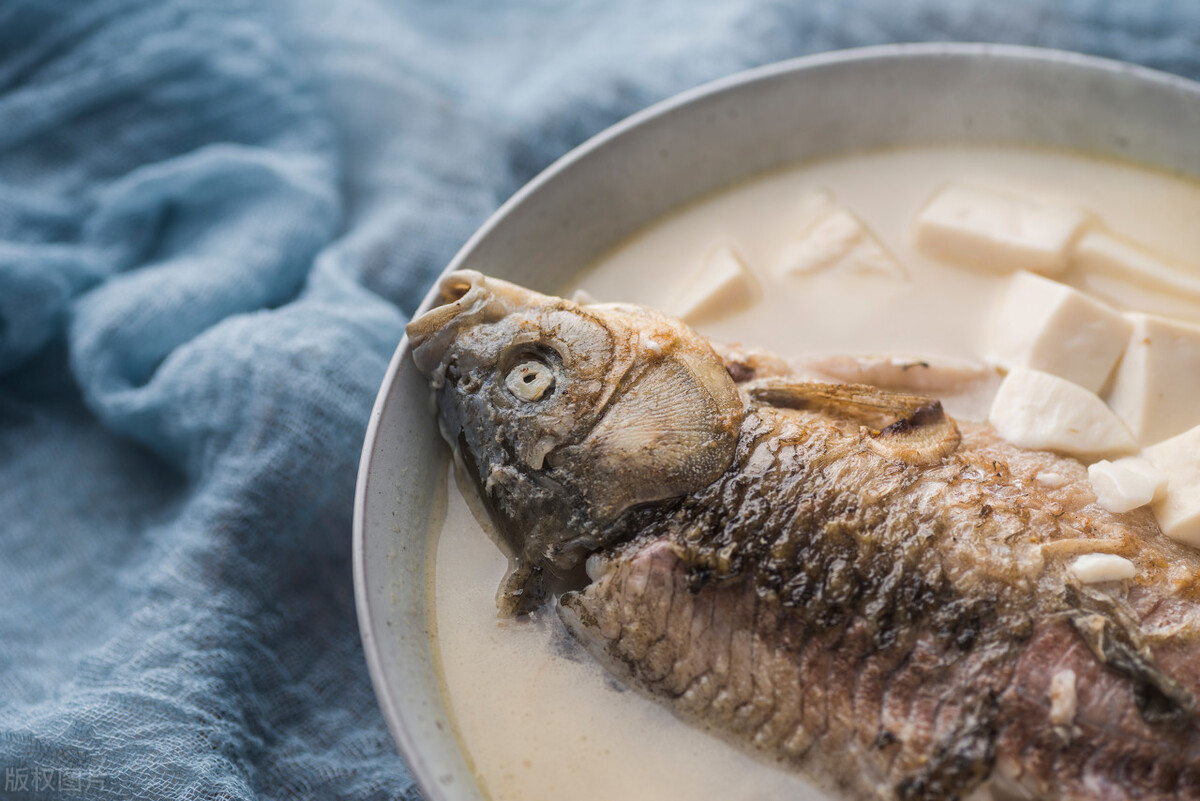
<box><xmin>406</xmin><ymin>270</ymin><xmax>744</xmax><ymax>614</ymax></box>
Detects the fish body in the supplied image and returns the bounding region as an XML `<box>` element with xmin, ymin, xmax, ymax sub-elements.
<box><xmin>406</xmin><ymin>271</ymin><xmax>1200</xmax><ymax>801</ymax></box>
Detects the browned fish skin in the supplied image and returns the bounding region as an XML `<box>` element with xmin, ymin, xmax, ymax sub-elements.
<box><xmin>560</xmin><ymin>398</ymin><xmax>1200</xmax><ymax>801</ymax></box>
<box><xmin>407</xmin><ymin>272</ymin><xmax>1200</xmax><ymax>800</ymax></box>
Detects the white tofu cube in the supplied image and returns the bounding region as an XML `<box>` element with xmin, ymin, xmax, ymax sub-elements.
<box><xmin>672</xmin><ymin>245</ymin><xmax>759</xmax><ymax>325</ymax></box>
<box><xmin>1072</xmin><ymin>229</ymin><xmax>1200</xmax><ymax>303</ymax></box>
<box><xmin>988</xmin><ymin>367</ymin><xmax>1136</xmax><ymax>459</ymax></box>
<box><xmin>1143</xmin><ymin>425</ymin><xmax>1200</xmax><ymax>547</ymax></box>
<box><xmin>1087</xmin><ymin>457</ymin><xmax>1167</xmax><ymax>514</ymax></box>
<box><xmin>776</xmin><ymin>191</ymin><xmax>903</xmax><ymax>278</ymax></box>
<box><xmin>1069</xmin><ymin>554</ymin><xmax>1136</xmax><ymax>583</ymax></box>
<box><xmin>1036</xmin><ymin>471</ymin><xmax>1068</xmax><ymax>488</ymax></box>
<box><xmin>1105</xmin><ymin>312</ymin><xmax>1200</xmax><ymax>446</ymax></box>
<box><xmin>915</xmin><ymin>185</ymin><xmax>1091</xmax><ymax>275</ymax></box>
<box><xmin>984</xmin><ymin>272</ymin><xmax>1131</xmax><ymax>393</ymax></box>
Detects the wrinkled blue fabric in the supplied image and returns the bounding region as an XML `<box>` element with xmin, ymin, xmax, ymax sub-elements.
<box><xmin>3</xmin><ymin>1</ymin><xmax>1200</xmax><ymax>798</ymax></box>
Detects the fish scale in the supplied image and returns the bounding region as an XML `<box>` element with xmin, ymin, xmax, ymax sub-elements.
<box><xmin>407</xmin><ymin>270</ymin><xmax>1200</xmax><ymax>800</ymax></box>
<box><xmin>560</xmin><ymin>407</ymin><xmax>1200</xmax><ymax>799</ymax></box>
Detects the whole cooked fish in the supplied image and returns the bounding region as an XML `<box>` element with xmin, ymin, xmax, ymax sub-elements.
<box><xmin>406</xmin><ymin>270</ymin><xmax>1200</xmax><ymax>801</ymax></box>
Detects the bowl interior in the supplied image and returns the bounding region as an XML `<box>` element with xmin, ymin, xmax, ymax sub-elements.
<box><xmin>353</xmin><ymin>43</ymin><xmax>1200</xmax><ymax>801</ymax></box>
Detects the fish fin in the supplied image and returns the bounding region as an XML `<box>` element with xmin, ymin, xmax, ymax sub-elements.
<box><xmin>804</xmin><ymin>354</ymin><xmax>999</xmax><ymax>396</ymax></box>
<box><xmin>496</xmin><ymin>558</ymin><xmax>545</xmax><ymax>618</ymax></box>
<box><xmin>1066</xmin><ymin>585</ymin><xmax>1197</xmax><ymax>727</ymax></box>
<box><xmin>746</xmin><ymin>380</ymin><xmax>961</xmax><ymax>465</ymax></box>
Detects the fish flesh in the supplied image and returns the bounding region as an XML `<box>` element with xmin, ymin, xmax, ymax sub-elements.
<box><xmin>406</xmin><ymin>270</ymin><xmax>1200</xmax><ymax>801</ymax></box>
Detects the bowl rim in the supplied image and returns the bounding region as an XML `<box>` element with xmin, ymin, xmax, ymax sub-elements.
<box><xmin>352</xmin><ymin>40</ymin><xmax>1200</xmax><ymax>800</ymax></box>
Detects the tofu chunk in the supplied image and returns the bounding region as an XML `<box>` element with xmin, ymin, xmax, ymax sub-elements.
<box><xmin>915</xmin><ymin>185</ymin><xmax>1090</xmax><ymax>275</ymax></box>
<box><xmin>984</xmin><ymin>271</ymin><xmax>1131</xmax><ymax>393</ymax></box>
<box><xmin>1087</xmin><ymin>457</ymin><xmax>1166</xmax><ymax>514</ymax></box>
<box><xmin>1105</xmin><ymin>312</ymin><xmax>1200</xmax><ymax>446</ymax></box>
<box><xmin>1143</xmin><ymin>425</ymin><xmax>1200</xmax><ymax>547</ymax></box>
<box><xmin>988</xmin><ymin>367</ymin><xmax>1136</xmax><ymax>459</ymax></box>
<box><xmin>672</xmin><ymin>245</ymin><xmax>759</xmax><ymax>325</ymax></box>
<box><xmin>1072</xmin><ymin>229</ymin><xmax>1200</xmax><ymax>304</ymax></box>
<box><xmin>1069</xmin><ymin>554</ymin><xmax>1137</xmax><ymax>583</ymax></box>
<box><xmin>776</xmin><ymin>191</ymin><xmax>903</xmax><ymax>278</ymax></box>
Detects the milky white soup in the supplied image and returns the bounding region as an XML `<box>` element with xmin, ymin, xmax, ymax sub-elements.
<box><xmin>426</xmin><ymin>145</ymin><xmax>1200</xmax><ymax>801</ymax></box>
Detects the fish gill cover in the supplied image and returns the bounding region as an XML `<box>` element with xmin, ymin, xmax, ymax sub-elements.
<box><xmin>4</xmin><ymin>1</ymin><xmax>1200</xmax><ymax>800</ymax></box>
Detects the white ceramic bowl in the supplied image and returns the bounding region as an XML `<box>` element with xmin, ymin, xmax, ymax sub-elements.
<box><xmin>353</xmin><ymin>43</ymin><xmax>1200</xmax><ymax>801</ymax></box>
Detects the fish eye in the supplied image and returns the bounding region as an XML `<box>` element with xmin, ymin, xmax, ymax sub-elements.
<box><xmin>505</xmin><ymin>359</ymin><xmax>556</xmax><ymax>402</ymax></box>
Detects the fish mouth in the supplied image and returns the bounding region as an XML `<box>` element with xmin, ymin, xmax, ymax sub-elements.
<box><xmin>406</xmin><ymin>270</ymin><xmax>488</xmax><ymax>349</ymax></box>
<box><xmin>406</xmin><ymin>270</ymin><xmax>557</xmax><ymax>373</ymax></box>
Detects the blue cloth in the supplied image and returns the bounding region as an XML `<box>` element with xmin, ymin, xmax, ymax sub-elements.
<box><xmin>3</xmin><ymin>1</ymin><xmax>1200</xmax><ymax>798</ymax></box>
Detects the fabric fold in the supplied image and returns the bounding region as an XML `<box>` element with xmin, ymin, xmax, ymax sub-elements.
<box><xmin>4</xmin><ymin>1</ymin><xmax>1200</xmax><ymax>800</ymax></box>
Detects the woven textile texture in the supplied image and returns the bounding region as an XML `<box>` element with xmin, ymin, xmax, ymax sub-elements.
<box><xmin>3</xmin><ymin>1</ymin><xmax>1200</xmax><ymax>798</ymax></box>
